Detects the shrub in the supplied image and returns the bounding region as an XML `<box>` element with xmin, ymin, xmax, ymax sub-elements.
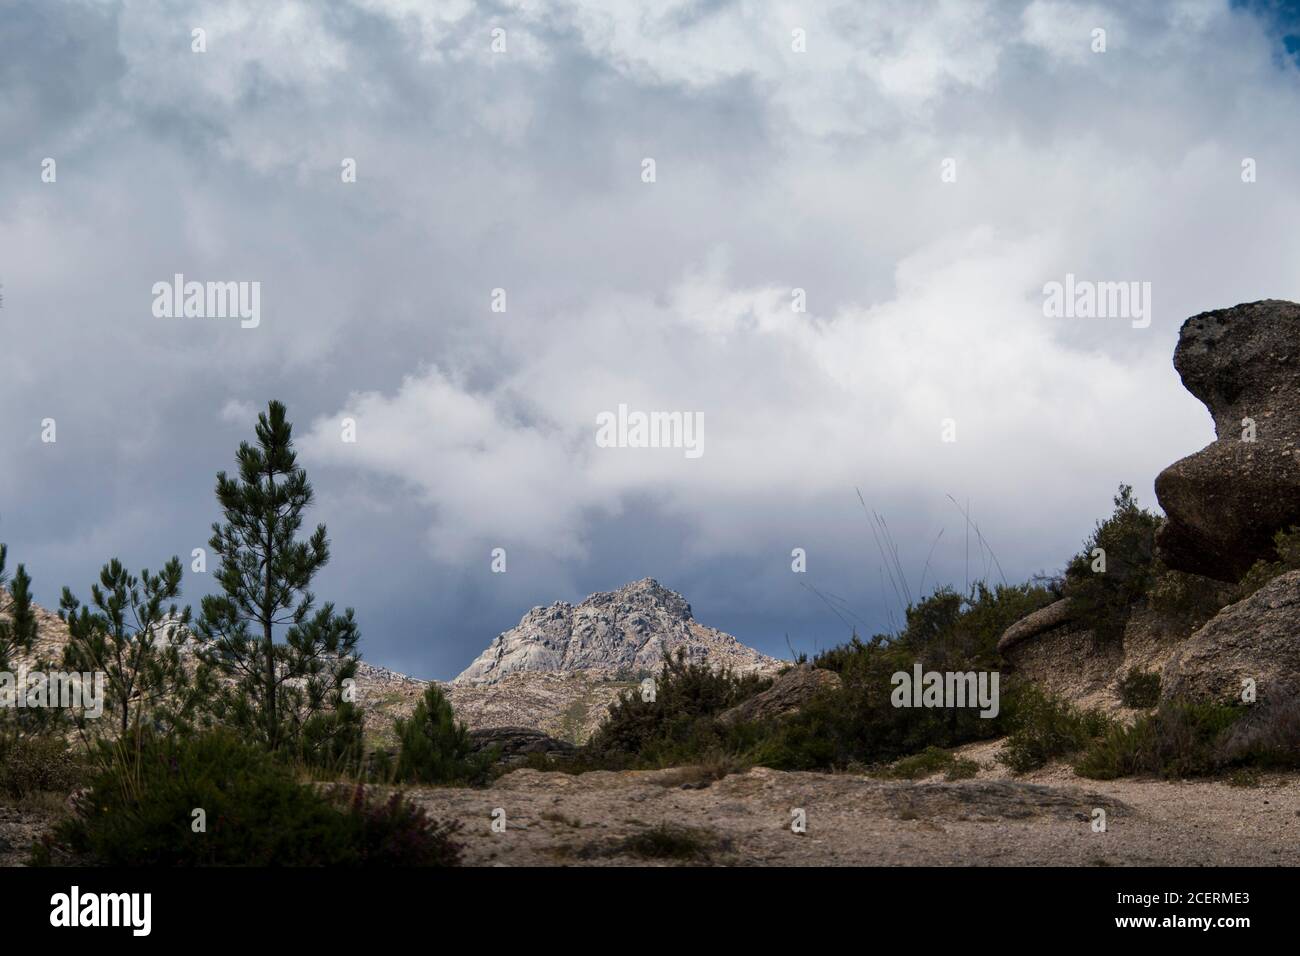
<box><xmin>585</xmin><ymin>650</ymin><xmax>769</xmax><ymax>763</ymax></box>
<box><xmin>393</xmin><ymin>685</ymin><xmax>491</xmax><ymax>785</ymax></box>
<box><xmin>748</xmin><ymin>584</ymin><xmax>1054</xmax><ymax>772</ymax></box>
<box><xmin>998</xmin><ymin>685</ymin><xmax>1111</xmax><ymax>773</ymax></box>
<box><xmin>0</xmin><ymin>736</ymin><xmax>84</xmax><ymax>798</ymax></box>
<box><xmin>1146</xmin><ymin>569</ymin><xmax>1230</xmax><ymax>634</ymax></box>
<box><xmin>298</xmin><ymin>702</ymin><xmax>366</xmax><ymax>775</ymax></box>
<box><xmin>338</xmin><ymin>785</ymin><xmax>461</xmax><ymax>866</ymax></box>
<box><xmin>37</xmin><ymin>729</ymin><xmax>461</xmax><ymax>865</ymax></box>
<box><xmin>1075</xmin><ymin>700</ymin><xmax>1242</xmax><ymax>780</ymax></box>
<box><xmin>618</xmin><ymin>824</ymin><xmax>726</xmax><ymax>861</ymax></box>
<box><xmin>1063</xmin><ymin>484</ymin><xmax>1161</xmax><ymax>642</ymax></box>
<box><xmin>1116</xmin><ymin>668</ymin><xmax>1161</xmax><ymax>709</ymax></box>
<box><xmin>1237</xmin><ymin>526</ymin><xmax>1300</xmax><ymax>597</ymax></box>
<box><xmin>1215</xmin><ymin>694</ymin><xmax>1300</xmax><ymax>770</ymax></box>
<box><xmin>580</xmin><ymin>582</ymin><xmax>1055</xmax><ymax>774</ymax></box>
<box><xmin>887</xmin><ymin>745</ymin><xmax>978</xmax><ymax>781</ymax></box>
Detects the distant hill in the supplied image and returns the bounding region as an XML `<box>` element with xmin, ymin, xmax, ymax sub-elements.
<box><xmin>2</xmin><ymin>577</ymin><xmax>783</xmax><ymax>747</ymax></box>
<box><xmin>453</xmin><ymin>577</ymin><xmax>782</xmax><ymax>686</ymax></box>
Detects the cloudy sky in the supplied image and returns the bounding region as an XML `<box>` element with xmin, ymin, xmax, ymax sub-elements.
<box><xmin>3</xmin><ymin>0</ymin><xmax>1300</xmax><ymax>679</ymax></box>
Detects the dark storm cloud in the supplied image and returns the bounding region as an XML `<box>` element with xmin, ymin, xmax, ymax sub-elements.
<box><xmin>3</xmin><ymin>1</ymin><xmax>1299</xmax><ymax>678</ymax></box>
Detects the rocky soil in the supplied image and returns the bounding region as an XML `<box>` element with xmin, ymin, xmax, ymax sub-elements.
<box><xmin>5</xmin><ymin>739</ymin><xmax>1295</xmax><ymax>867</ymax></box>
<box><xmin>405</xmin><ymin>740</ymin><xmax>1300</xmax><ymax>867</ymax></box>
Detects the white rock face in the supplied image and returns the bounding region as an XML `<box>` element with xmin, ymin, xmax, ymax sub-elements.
<box><xmin>453</xmin><ymin>578</ymin><xmax>781</xmax><ymax>686</ymax></box>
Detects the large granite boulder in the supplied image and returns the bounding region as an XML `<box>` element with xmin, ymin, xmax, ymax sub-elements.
<box><xmin>468</xmin><ymin>726</ymin><xmax>577</xmax><ymax>764</ymax></box>
<box><xmin>1155</xmin><ymin>300</ymin><xmax>1300</xmax><ymax>581</ymax></box>
<box><xmin>997</xmin><ymin>597</ymin><xmax>1199</xmax><ymax>711</ymax></box>
<box><xmin>1161</xmin><ymin>569</ymin><xmax>1300</xmax><ymax>705</ymax></box>
<box><xmin>995</xmin><ymin>599</ymin><xmax>1076</xmax><ymax>656</ymax></box>
<box><xmin>716</xmin><ymin>664</ymin><xmax>841</xmax><ymax>726</ymax></box>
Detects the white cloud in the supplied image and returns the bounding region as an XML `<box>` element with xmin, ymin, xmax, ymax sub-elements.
<box><xmin>304</xmin><ymin>228</ymin><xmax>1204</xmax><ymax>564</ymax></box>
<box><xmin>218</xmin><ymin>399</ymin><xmax>259</xmax><ymax>425</ymax></box>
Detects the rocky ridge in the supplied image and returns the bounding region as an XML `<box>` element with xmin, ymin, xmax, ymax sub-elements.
<box><xmin>453</xmin><ymin>578</ymin><xmax>781</xmax><ymax>686</ymax></box>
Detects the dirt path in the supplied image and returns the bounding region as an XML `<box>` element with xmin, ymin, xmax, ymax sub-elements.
<box><xmin>408</xmin><ymin>744</ymin><xmax>1300</xmax><ymax>866</ymax></box>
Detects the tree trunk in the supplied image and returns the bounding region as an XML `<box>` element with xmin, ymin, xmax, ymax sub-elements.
<box><xmin>264</xmin><ymin>468</ymin><xmax>278</xmax><ymax>749</ymax></box>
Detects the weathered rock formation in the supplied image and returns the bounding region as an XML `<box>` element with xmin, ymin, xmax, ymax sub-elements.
<box><xmin>453</xmin><ymin>578</ymin><xmax>781</xmax><ymax>685</ymax></box>
<box><xmin>995</xmin><ymin>599</ymin><xmax>1075</xmax><ymax>657</ymax></box>
<box><xmin>997</xmin><ymin>603</ymin><xmax>1186</xmax><ymax>711</ymax></box>
<box><xmin>467</xmin><ymin>726</ymin><xmax>577</xmax><ymax>764</ymax></box>
<box><xmin>1161</xmin><ymin>569</ymin><xmax>1300</xmax><ymax>705</ymax></box>
<box><xmin>999</xmin><ymin>300</ymin><xmax>1300</xmax><ymax>709</ymax></box>
<box><xmin>1155</xmin><ymin>299</ymin><xmax>1300</xmax><ymax>581</ymax></box>
<box><xmin>444</xmin><ymin>672</ymin><xmax>628</xmax><ymax>744</ymax></box>
<box><xmin>716</xmin><ymin>664</ymin><xmax>841</xmax><ymax>726</ymax></box>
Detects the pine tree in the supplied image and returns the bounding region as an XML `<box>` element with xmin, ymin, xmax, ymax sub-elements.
<box><xmin>0</xmin><ymin>544</ymin><xmax>38</xmax><ymax>742</ymax></box>
<box><xmin>196</xmin><ymin>400</ymin><xmax>361</xmax><ymax>758</ymax></box>
<box><xmin>0</xmin><ymin>544</ymin><xmax>36</xmax><ymax>673</ymax></box>
<box><xmin>394</xmin><ymin>684</ymin><xmax>481</xmax><ymax>784</ymax></box>
<box><xmin>59</xmin><ymin>557</ymin><xmax>196</xmax><ymax>737</ymax></box>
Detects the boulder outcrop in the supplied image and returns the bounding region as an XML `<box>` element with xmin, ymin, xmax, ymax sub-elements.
<box><xmin>1161</xmin><ymin>569</ymin><xmax>1300</xmax><ymax>705</ymax></box>
<box><xmin>468</xmin><ymin>726</ymin><xmax>577</xmax><ymax>764</ymax></box>
<box><xmin>995</xmin><ymin>599</ymin><xmax>1075</xmax><ymax>656</ymax></box>
<box><xmin>997</xmin><ymin>605</ymin><xmax>1185</xmax><ymax>712</ymax></box>
<box><xmin>1154</xmin><ymin>299</ymin><xmax>1300</xmax><ymax>581</ymax></box>
<box><xmin>716</xmin><ymin>664</ymin><xmax>841</xmax><ymax>726</ymax></box>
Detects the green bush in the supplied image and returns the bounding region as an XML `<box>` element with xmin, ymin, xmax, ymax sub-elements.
<box><xmin>1146</xmin><ymin>569</ymin><xmax>1230</xmax><ymax>633</ymax></box>
<box><xmin>763</xmin><ymin>584</ymin><xmax>1052</xmax><ymax>770</ymax></box>
<box><xmin>1063</xmin><ymin>484</ymin><xmax>1161</xmax><ymax>642</ymax></box>
<box><xmin>1116</xmin><ymin>668</ymin><xmax>1161</xmax><ymax>709</ymax></box>
<box><xmin>579</xmin><ymin>583</ymin><xmax>1053</xmax><ymax>773</ymax></box>
<box><xmin>0</xmin><ymin>735</ymin><xmax>85</xmax><ymax>799</ymax></box>
<box><xmin>585</xmin><ymin>650</ymin><xmax>770</xmax><ymax>764</ymax></box>
<box><xmin>618</xmin><ymin>824</ymin><xmax>726</xmax><ymax>861</ymax></box>
<box><xmin>1075</xmin><ymin>700</ymin><xmax>1242</xmax><ymax>780</ymax></box>
<box><xmin>295</xmin><ymin>702</ymin><xmax>367</xmax><ymax>775</ymax></box>
<box><xmin>998</xmin><ymin>685</ymin><xmax>1112</xmax><ymax>773</ymax></box>
<box><xmin>1237</xmin><ymin>526</ymin><xmax>1300</xmax><ymax>597</ymax></box>
<box><xmin>887</xmin><ymin>745</ymin><xmax>978</xmax><ymax>781</ymax></box>
<box><xmin>393</xmin><ymin>685</ymin><xmax>491</xmax><ymax>785</ymax></box>
<box><xmin>1215</xmin><ymin>694</ymin><xmax>1300</xmax><ymax>770</ymax></box>
<box><xmin>37</xmin><ymin>729</ymin><xmax>461</xmax><ymax>865</ymax></box>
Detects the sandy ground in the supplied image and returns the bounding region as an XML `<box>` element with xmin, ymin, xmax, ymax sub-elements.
<box><xmin>407</xmin><ymin>741</ymin><xmax>1300</xmax><ymax>867</ymax></box>
<box><xmin>4</xmin><ymin>739</ymin><xmax>1297</xmax><ymax>866</ymax></box>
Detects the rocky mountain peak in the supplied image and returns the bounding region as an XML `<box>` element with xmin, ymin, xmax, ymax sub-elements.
<box><xmin>453</xmin><ymin>579</ymin><xmax>780</xmax><ymax>686</ymax></box>
<box><xmin>584</xmin><ymin>577</ymin><xmax>692</xmax><ymax>618</ymax></box>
